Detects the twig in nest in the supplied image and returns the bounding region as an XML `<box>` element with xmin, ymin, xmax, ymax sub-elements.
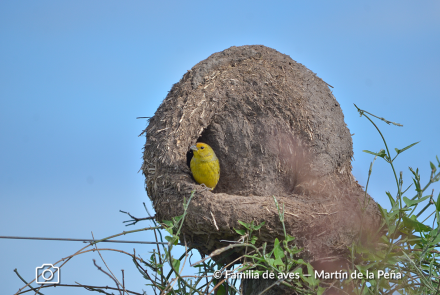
<box><xmin>317</xmin><ymin>231</ymin><xmax>327</xmax><ymax>237</ymax></box>
<box><xmin>210</xmin><ymin>211</ymin><xmax>219</xmax><ymax>231</ymax></box>
<box><xmin>284</xmin><ymin>211</ymin><xmax>299</xmax><ymax>217</ymax></box>
<box><xmin>316</xmin><ymin>211</ymin><xmax>338</xmax><ymax>215</ymax></box>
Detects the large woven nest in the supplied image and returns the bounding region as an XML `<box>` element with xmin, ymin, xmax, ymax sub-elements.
<box><xmin>141</xmin><ymin>45</ymin><xmax>381</xmax><ymax>264</ymax></box>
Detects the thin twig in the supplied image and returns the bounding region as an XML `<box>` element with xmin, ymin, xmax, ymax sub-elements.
<box><xmin>93</xmin><ymin>259</ymin><xmax>122</xmax><ymax>295</ymax></box>
<box><xmin>91</xmin><ymin>231</ymin><xmax>123</xmax><ymax>290</ymax></box>
<box><xmin>191</xmin><ymin>242</ymin><xmax>260</xmax><ymax>268</ymax></box>
<box><xmin>75</xmin><ymin>281</ymin><xmax>115</xmax><ymax>295</ymax></box>
<box><xmin>122</xmin><ymin>269</ymin><xmax>126</xmax><ymax>295</ymax></box>
<box><xmin>88</xmin><ymin>226</ymin><xmax>163</xmax><ymax>246</ymax></box>
<box><xmin>152</xmin><ymin>227</ymin><xmax>165</xmax><ymax>287</ymax></box>
<box><xmin>1</xmin><ymin>233</ymin><xmax>170</xmax><ymax>245</ymax></box>
<box><xmin>120</xmin><ymin>210</ymin><xmax>156</xmax><ymax>226</ymax></box>
<box><xmin>15</xmin><ymin>283</ymin><xmax>144</xmax><ymax>295</ymax></box>
<box><xmin>12</xmin><ymin>269</ymin><xmax>44</xmax><ymax>295</ymax></box>
<box><xmin>132</xmin><ymin>248</ymin><xmax>163</xmax><ymax>292</ymax></box>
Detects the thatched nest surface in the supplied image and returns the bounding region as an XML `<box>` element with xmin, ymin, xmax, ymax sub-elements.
<box><xmin>141</xmin><ymin>45</ymin><xmax>381</xmax><ymax>263</ymax></box>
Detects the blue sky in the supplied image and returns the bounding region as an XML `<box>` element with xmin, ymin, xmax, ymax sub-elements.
<box><xmin>1</xmin><ymin>1</ymin><xmax>439</xmax><ymax>294</ymax></box>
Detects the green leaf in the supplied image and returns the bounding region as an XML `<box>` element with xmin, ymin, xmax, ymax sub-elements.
<box><xmin>377</xmin><ymin>204</ymin><xmax>389</xmax><ymax>225</ymax></box>
<box><xmin>298</xmin><ymin>267</ymin><xmax>318</xmax><ymax>287</ymax></box>
<box><xmin>363</xmin><ymin>149</ymin><xmax>386</xmax><ymax>158</ymax></box>
<box><xmin>165</xmin><ymin>227</ymin><xmax>174</xmax><ymax>235</ymax></box>
<box><xmin>162</xmin><ymin>220</ymin><xmax>174</xmax><ymax>227</ymax></box>
<box><xmin>363</xmin><ymin>149</ymin><xmax>377</xmax><ymax>155</ymax></box>
<box><xmin>412</xmin><ymin>178</ymin><xmax>422</xmax><ymax>192</ymax></box>
<box><xmin>273</xmin><ymin>238</ymin><xmax>285</xmax><ymax>266</ymax></box>
<box><xmin>402</xmin><ymin>216</ymin><xmax>432</xmax><ymax>232</ymax></box>
<box><xmin>435</xmin><ymin>193</ymin><xmax>440</xmax><ymax>213</ymax></box>
<box><xmin>238</xmin><ymin>220</ymin><xmax>251</xmax><ymax>230</ymax></box>
<box><xmin>173</xmin><ymin>215</ymin><xmax>184</xmax><ymax>223</ymax></box>
<box><xmin>436</xmin><ymin>209</ymin><xmax>440</xmax><ymax>229</ymax></box>
<box><xmin>430</xmin><ymin>161</ymin><xmax>437</xmax><ymax>173</ymax></box>
<box><xmin>388</xmin><ymin>222</ymin><xmax>397</xmax><ymax>235</ymax></box>
<box><xmin>149</xmin><ymin>252</ymin><xmax>156</xmax><ymax>262</ymax></box>
<box><xmin>386</xmin><ymin>191</ymin><xmax>395</xmax><ymax>207</ymax></box>
<box><xmin>273</xmin><ymin>245</ymin><xmax>284</xmax><ymax>261</ymax></box>
<box><xmin>284</xmin><ymin>244</ymin><xmax>302</xmax><ymax>256</ymax></box>
<box><xmin>214</xmin><ymin>283</ymin><xmax>226</xmax><ymax>295</ymax></box>
<box><xmin>297</xmin><ymin>259</ymin><xmax>309</xmax><ymax>267</ymax></box>
<box><xmin>165</xmin><ymin>235</ymin><xmax>179</xmax><ymax>245</ymax></box>
<box><xmin>430</xmin><ymin>231</ymin><xmax>440</xmax><ymax>244</ymax></box>
<box><xmin>266</xmin><ymin>257</ymin><xmax>276</xmax><ymax>267</ymax></box>
<box><xmin>254</xmin><ymin>221</ymin><xmax>266</xmax><ymax>230</ymax></box>
<box><xmin>246</xmin><ymin>256</ymin><xmax>266</xmax><ymax>264</ymax></box>
<box><xmin>403</xmin><ymin>195</ymin><xmax>430</xmax><ymax>207</ymax></box>
<box><xmin>397</xmin><ymin>141</ymin><xmax>420</xmax><ymax>154</ymax></box>
<box><xmin>171</xmin><ymin>258</ymin><xmax>180</xmax><ymax>272</ymax></box>
<box><xmin>317</xmin><ymin>286</ymin><xmax>327</xmax><ymax>295</ymax></box>
<box><xmin>234</xmin><ymin>228</ymin><xmax>246</xmax><ymax>235</ymax></box>
<box><xmin>306</xmin><ymin>263</ymin><xmax>319</xmax><ymax>287</ymax></box>
<box><xmin>285</xmin><ymin>234</ymin><xmax>295</xmax><ymax>242</ymax></box>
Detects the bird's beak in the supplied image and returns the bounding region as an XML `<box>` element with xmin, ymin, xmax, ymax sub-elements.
<box><xmin>190</xmin><ymin>145</ymin><xmax>198</xmax><ymax>151</ymax></box>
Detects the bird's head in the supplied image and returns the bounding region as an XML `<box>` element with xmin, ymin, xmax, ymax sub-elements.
<box><xmin>190</xmin><ymin>142</ymin><xmax>216</xmax><ymax>160</ymax></box>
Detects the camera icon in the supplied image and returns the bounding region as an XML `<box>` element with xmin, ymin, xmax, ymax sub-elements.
<box><xmin>35</xmin><ymin>264</ymin><xmax>60</xmax><ymax>284</ymax></box>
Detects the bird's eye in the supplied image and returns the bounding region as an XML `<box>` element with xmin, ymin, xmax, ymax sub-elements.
<box><xmin>200</xmin><ymin>146</ymin><xmax>205</xmax><ymax>149</ymax></box>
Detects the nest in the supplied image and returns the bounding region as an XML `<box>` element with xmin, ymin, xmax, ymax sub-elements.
<box><xmin>141</xmin><ymin>45</ymin><xmax>381</xmax><ymax>264</ymax></box>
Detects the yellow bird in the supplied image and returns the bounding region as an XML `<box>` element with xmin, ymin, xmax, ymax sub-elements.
<box><xmin>190</xmin><ymin>142</ymin><xmax>220</xmax><ymax>189</ymax></box>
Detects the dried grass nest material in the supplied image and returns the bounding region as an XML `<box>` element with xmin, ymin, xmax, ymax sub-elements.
<box><xmin>141</xmin><ymin>45</ymin><xmax>381</xmax><ymax>262</ymax></box>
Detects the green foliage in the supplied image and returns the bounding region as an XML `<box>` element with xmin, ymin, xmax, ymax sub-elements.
<box><xmin>227</xmin><ymin>198</ymin><xmax>325</xmax><ymax>294</ymax></box>
<box><xmin>345</xmin><ymin>105</ymin><xmax>440</xmax><ymax>295</ymax></box>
